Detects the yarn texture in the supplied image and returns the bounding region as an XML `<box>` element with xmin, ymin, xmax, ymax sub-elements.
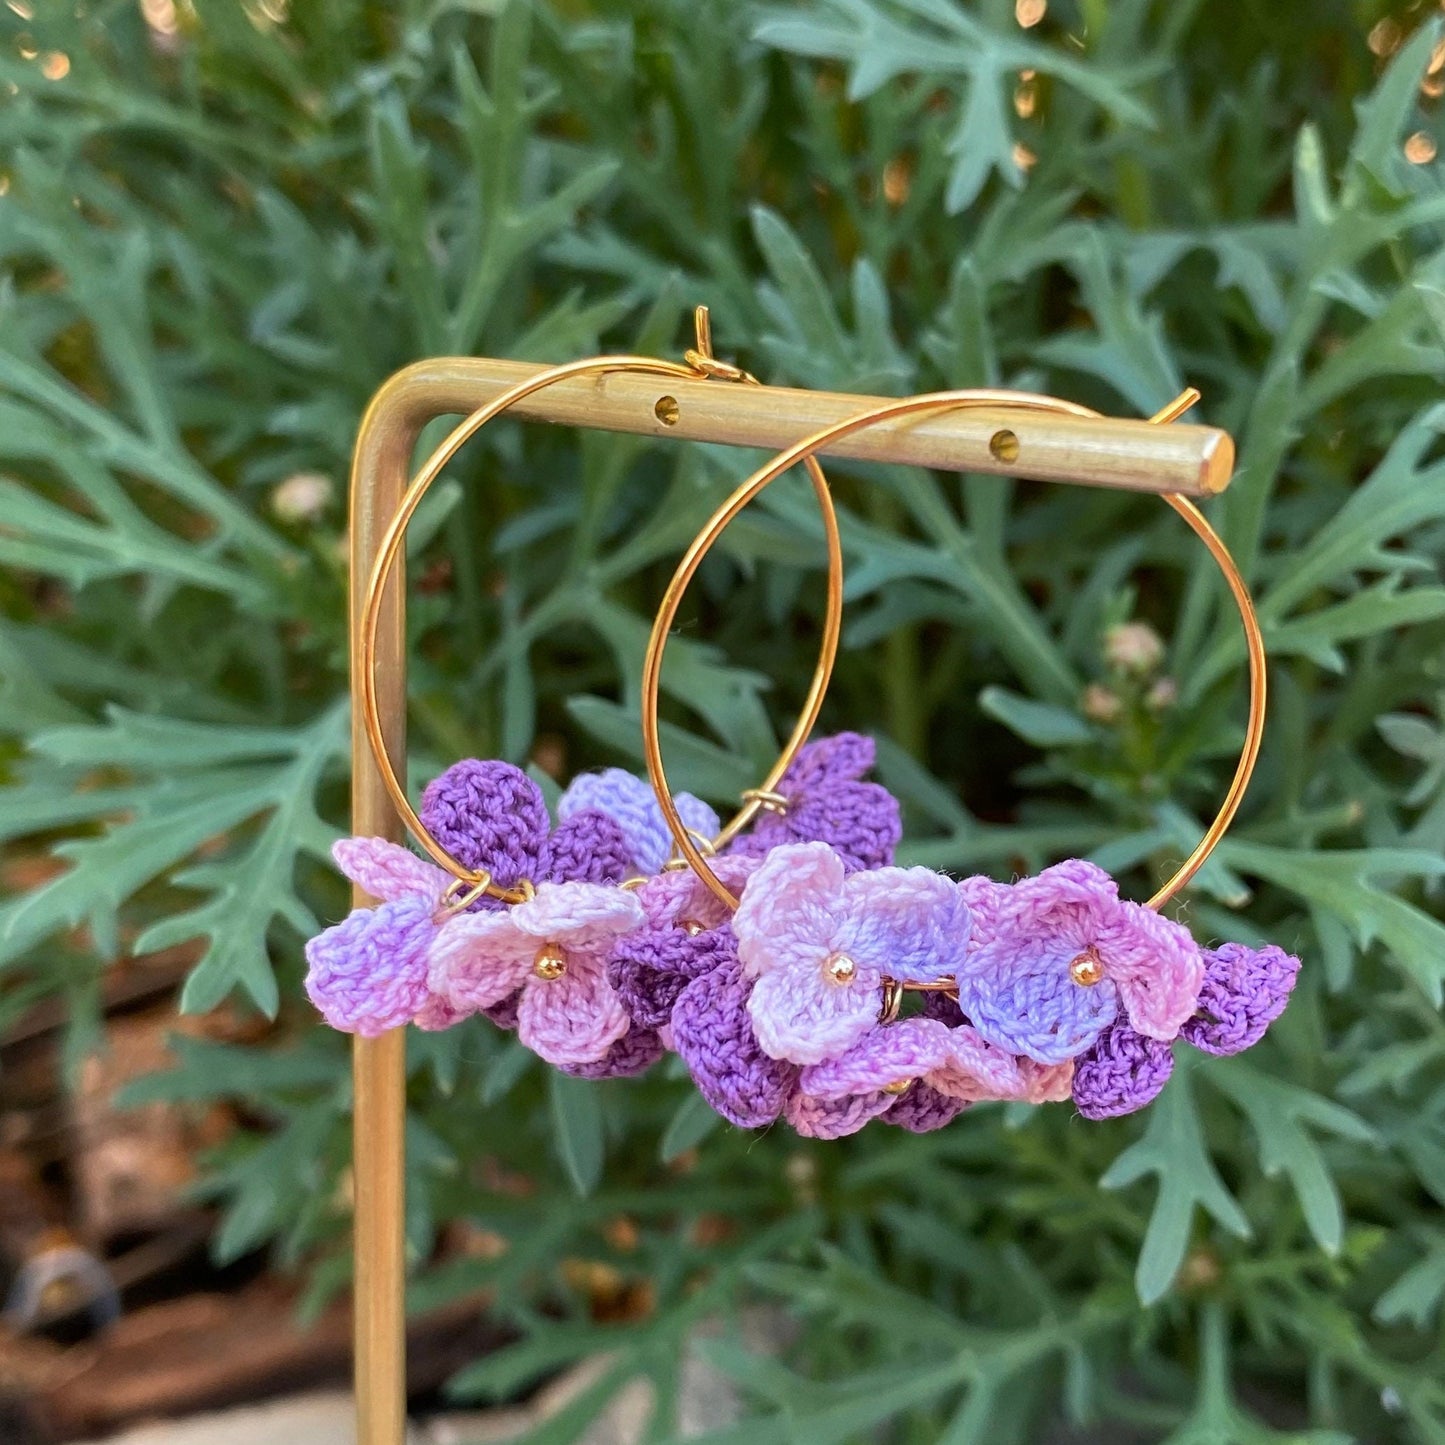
<box><xmin>734</xmin><ymin>842</ymin><xmax>972</xmax><ymax>1066</ymax></box>
<box><xmin>729</xmin><ymin>732</ymin><xmax>901</xmax><ymax>871</ymax></box>
<box><xmin>428</xmin><ymin>880</ymin><xmax>644</xmax><ymax>1067</ymax></box>
<box><xmin>956</xmin><ymin>860</ymin><xmax>1204</xmax><ymax>1065</ymax></box>
<box><xmin>559</xmin><ymin>767</ymin><xmax>720</xmax><ymax>875</ymax></box>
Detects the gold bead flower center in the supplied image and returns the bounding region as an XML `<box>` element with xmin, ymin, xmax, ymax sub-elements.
<box><xmin>824</xmin><ymin>951</ymin><xmax>857</xmax><ymax>985</ymax></box>
<box><xmin>1069</xmin><ymin>948</ymin><xmax>1104</xmax><ymax>987</ymax></box>
<box><xmin>532</xmin><ymin>941</ymin><xmax>568</xmax><ymax>981</ymax></box>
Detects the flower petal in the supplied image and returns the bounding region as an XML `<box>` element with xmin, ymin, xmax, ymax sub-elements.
<box><xmin>518</xmin><ymin>953</ymin><xmax>630</xmax><ymax>1067</ymax></box>
<box><xmin>797</xmin><ymin>1018</ymin><xmax>953</xmax><ymax>1100</ymax></box>
<box><xmin>732</xmin><ymin>842</ymin><xmax>845</xmax><ymax>980</ymax></box>
<box><xmin>511</xmin><ymin>881</ymin><xmax>644</xmax><ymax>948</ymax></box>
<box><xmin>1179</xmin><ymin>942</ymin><xmax>1300</xmax><ymax>1056</ymax></box>
<box><xmin>930</xmin><ymin>1026</ymin><xmax>1034</xmax><ymax>1102</ymax></box>
<box><xmin>1093</xmin><ymin>902</ymin><xmax>1204</xmax><ymax>1039</ymax></box>
<box><xmin>558</xmin><ymin>770</ymin><xmax>721</xmax><ymax>876</ymax></box>
<box><xmin>304</xmin><ymin>897</ymin><xmax>435</xmax><ymax>1036</ymax></box>
<box><xmin>955</xmin><ymin>940</ymin><xmax>1118</xmax><ymax>1064</ymax></box>
<box><xmin>785</xmin><ymin>1090</ymin><xmax>894</xmax><ymax>1139</ymax></box>
<box><xmin>746</xmin><ymin>957</ymin><xmax>882</xmax><ymax>1065</ymax></box>
<box><xmin>883</xmin><ymin>1084</ymin><xmax>969</xmax><ymax>1133</ymax></box>
<box><xmin>539</xmin><ymin>810</ymin><xmax>633</xmax><ymax>886</ymax></box>
<box><xmin>420</xmin><ymin>759</ymin><xmax>548</xmax><ymax>884</ymax></box>
<box><xmin>427</xmin><ymin>910</ymin><xmax>537</xmax><ymax>1012</ymax></box>
<box><xmin>1072</xmin><ymin>1025</ymin><xmax>1174</xmax><ymax>1119</ymax></box>
<box><xmin>835</xmin><ymin>867</ymin><xmax>969</xmax><ymax>981</ymax></box>
<box><xmin>558</xmin><ymin>1027</ymin><xmax>664</xmax><ymax>1079</ymax></box>
<box><xmin>606</xmin><ymin>924</ymin><xmax>736</xmax><ymax>1030</ymax></box>
<box><xmin>672</xmin><ymin>956</ymin><xmax>797</xmax><ymax>1128</ymax></box>
<box><xmin>332</xmin><ymin>837</ymin><xmax>447</xmax><ymax>903</ymax></box>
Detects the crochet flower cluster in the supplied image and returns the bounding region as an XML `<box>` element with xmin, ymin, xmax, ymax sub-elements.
<box><xmin>305</xmin><ymin>735</ymin><xmax>1299</xmax><ymax>1135</ymax></box>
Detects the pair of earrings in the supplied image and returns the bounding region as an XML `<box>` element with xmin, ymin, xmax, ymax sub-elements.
<box><xmin>306</xmin><ymin>325</ymin><xmax>1297</xmax><ymax>1139</ymax></box>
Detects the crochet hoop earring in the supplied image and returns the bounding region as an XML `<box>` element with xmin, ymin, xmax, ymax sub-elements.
<box><xmin>641</xmin><ymin>387</ymin><xmax>1266</xmax><ymax>926</ymax></box>
<box><xmin>357</xmin><ymin>337</ymin><xmax>844</xmax><ymax>902</ymax></box>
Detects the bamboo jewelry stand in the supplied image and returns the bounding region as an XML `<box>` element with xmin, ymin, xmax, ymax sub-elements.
<box><xmin>347</xmin><ymin>319</ymin><xmax>1235</xmax><ymax>1444</ymax></box>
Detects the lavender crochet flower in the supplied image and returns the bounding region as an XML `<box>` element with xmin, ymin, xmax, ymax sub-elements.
<box><xmin>421</xmin><ymin>759</ymin><xmax>633</xmax><ymax>903</ymax></box>
<box><xmin>729</xmin><ymin>733</ymin><xmax>901</xmax><ymax>871</ymax></box>
<box><xmin>672</xmin><ymin>946</ymin><xmax>798</xmax><ymax>1128</ymax></box>
<box><xmin>304</xmin><ymin>837</ymin><xmax>452</xmax><ymax>1036</ymax></box>
<box><xmin>955</xmin><ymin>860</ymin><xmax>1204</xmax><ymax>1066</ymax></box>
<box><xmin>1071</xmin><ymin>940</ymin><xmax>1300</xmax><ymax>1118</ymax></box>
<box><xmin>606</xmin><ymin>857</ymin><xmax>759</xmax><ymax>1030</ymax></box>
<box><xmin>558</xmin><ymin>768</ymin><xmax>721</xmax><ymax>875</ymax></box>
<box><xmin>735</xmin><ymin>841</ymin><xmax>971</xmax><ymax>1066</ymax></box>
<box><xmin>428</xmin><ymin>882</ymin><xmax>644</xmax><ymax>1067</ymax></box>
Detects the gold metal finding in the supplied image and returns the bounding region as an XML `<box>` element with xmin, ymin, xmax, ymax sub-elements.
<box><xmin>357</xmin><ymin>307</ymin><xmax>843</xmax><ymax>894</ymax></box>
<box><xmin>740</xmin><ymin>787</ymin><xmax>791</xmax><ymax>816</ymax></box>
<box><xmin>681</xmin><ymin>920</ymin><xmax>705</xmax><ymax>937</ymax></box>
<box><xmin>532</xmin><ymin>942</ymin><xmax>568</xmax><ymax>981</ymax></box>
<box><xmin>433</xmin><ymin>873</ymin><xmax>494</xmax><ymax>920</ymax></box>
<box><xmin>881</xmin><ymin>1079</ymin><xmax>912</xmax><ymax>1096</ymax></box>
<box><xmin>1068</xmin><ymin>949</ymin><xmax>1105</xmax><ymax>987</ymax></box>
<box><xmin>641</xmin><ymin>386</ymin><xmax>1265</xmax><ymax>917</ymax></box>
<box><xmin>824</xmin><ymin>952</ymin><xmax>858</xmax><ymax>985</ymax></box>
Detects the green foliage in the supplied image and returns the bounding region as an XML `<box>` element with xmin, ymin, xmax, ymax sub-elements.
<box><xmin>3</xmin><ymin>0</ymin><xmax>1445</xmax><ymax>1437</ymax></box>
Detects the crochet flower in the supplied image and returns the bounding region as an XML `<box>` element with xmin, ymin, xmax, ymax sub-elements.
<box><xmin>735</xmin><ymin>842</ymin><xmax>971</xmax><ymax>1066</ymax></box>
<box><xmin>787</xmin><ymin>1015</ymin><xmax>1074</xmax><ymax>1138</ymax></box>
<box><xmin>729</xmin><ymin>733</ymin><xmax>901</xmax><ymax>871</ymax></box>
<box><xmin>421</xmin><ymin>759</ymin><xmax>633</xmax><ymax>903</ymax></box>
<box><xmin>606</xmin><ymin>857</ymin><xmax>759</xmax><ymax>1030</ymax></box>
<box><xmin>427</xmin><ymin>883</ymin><xmax>644</xmax><ymax>1067</ymax></box>
<box><xmin>671</xmin><ymin>945</ymin><xmax>798</xmax><ymax>1128</ymax></box>
<box><xmin>304</xmin><ymin>837</ymin><xmax>451</xmax><ymax>1036</ymax></box>
<box><xmin>1072</xmin><ymin>941</ymin><xmax>1300</xmax><ymax>1119</ymax></box>
<box><xmin>955</xmin><ymin>860</ymin><xmax>1204</xmax><ymax>1066</ymax></box>
<box><xmin>558</xmin><ymin>767</ymin><xmax>721</xmax><ymax>875</ymax></box>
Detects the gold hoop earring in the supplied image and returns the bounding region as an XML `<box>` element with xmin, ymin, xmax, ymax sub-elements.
<box><xmin>641</xmin><ymin>387</ymin><xmax>1265</xmax><ymax>915</ymax></box>
<box><xmin>357</xmin><ymin>317</ymin><xmax>845</xmax><ymax>899</ymax></box>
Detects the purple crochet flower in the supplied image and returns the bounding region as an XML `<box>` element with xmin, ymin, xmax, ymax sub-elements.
<box><xmin>558</xmin><ymin>768</ymin><xmax>721</xmax><ymax>875</ymax></box>
<box><xmin>304</xmin><ymin>837</ymin><xmax>453</xmax><ymax>1035</ymax></box>
<box><xmin>786</xmin><ymin>1018</ymin><xmax>1073</xmax><ymax>1138</ymax></box>
<box><xmin>729</xmin><ymin>732</ymin><xmax>901</xmax><ymax>871</ymax></box>
<box><xmin>955</xmin><ymin>860</ymin><xmax>1204</xmax><ymax>1066</ymax></box>
<box><xmin>1070</xmin><ymin>941</ymin><xmax>1300</xmax><ymax>1119</ymax></box>
<box><xmin>735</xmin><ymin>842</ymin><xmax>971</xmax><ymax>1066</ymax></box>
<box><xmin>1179</xmin><ymin>942</ymin><xmax>1300</xmax><ymax>1055</ymax></box>
<box><xmin>672</xmin><ymin>946</ymin><xmax>798</xmax><ymax>1128</ymax></box>
<box><xmin>605</xmin><ymin>857</ymin><xmax>759</xmax><ymax>1030</ymax></box>
<box><xmin>1072</xmin><ymin>1024</ymin><xmax>1175</xmax><ymax>1119</ymax></box>
<box><xmin>427</xmin><ymin>882</ymin><xmax>644</xmax><ymax>1067</ymax></box>
<box><xmin>421</xmin><ymin>759</ymin><xmax>633</xmax><ymax>903</ymax></box>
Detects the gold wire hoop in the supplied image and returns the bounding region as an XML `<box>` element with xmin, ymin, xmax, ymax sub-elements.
<box><xmin>358</xmin><ymin>320</ymin><xmax>845</xmax><ymax>902</ymax></box>
<box><xmin>642</xmin><ymin>388</ymin><xmax>1266</xmax><ymax>914</ymax></box>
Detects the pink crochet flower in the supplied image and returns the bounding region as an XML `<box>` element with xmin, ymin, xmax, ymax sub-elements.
<box><xmin>427</xmin><ymin>882</ymin><xmax>644</xmax><ymax>1067</ymax></box>
<box><xmin>304</xmin><ymin>838</ymin><xmax>453</xmax><ymax>1036</ymax></box>
<box><xmin>786</xmin><ymin>1016</ymin><xmax>1073</xmax><ymax>1138</ymax></box>
<box><xmin>735</xmin><ymin>842</ymin><xmax>971</xmax><ymax>1066</ymax></box>
<box><xmin>955</xmin><ymin>860</ymin><xmax>1203</xmax><ymax>1066</ymax></box>
<box><xmin>729</xmin><ymin>732</ymin><xmax>901</xmax><ymax>871</ymax></box>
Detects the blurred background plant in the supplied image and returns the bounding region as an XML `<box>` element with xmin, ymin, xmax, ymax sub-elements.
<box><xmin>2</xmin><ymin>0</ymin><xmax>1445</xmax><ymax>1439</ymax></box>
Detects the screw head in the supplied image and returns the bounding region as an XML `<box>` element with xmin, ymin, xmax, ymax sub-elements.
<box><xmin>1069</xmin><ymin>950</ymin><xmax>1104</xmax><ymax>987</ymax></box>
<box><xmin>532</xmin><ymin>942</ymin><xmax>568</xmax><ymax>981</ymax></box>
<box><xmin>823</xmin><ymin>952</ymin><xmax>858</xmax><ymax>985</ymax></box>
